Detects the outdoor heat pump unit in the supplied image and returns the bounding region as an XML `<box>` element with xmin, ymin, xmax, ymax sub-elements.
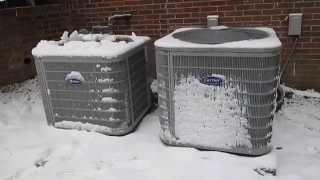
<box><xmin>155</xmin><ymin>27</ymin><xmax>282</xmax><ymax>155</ymax></box>
<box><xmin>32</xmin><ymin>33</ymin><xmax>151</xmax><ymax>135</ymax></box>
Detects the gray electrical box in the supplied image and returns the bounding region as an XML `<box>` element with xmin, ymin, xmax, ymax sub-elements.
<box><xmin>288</xmin><ymin>13</ymin><xmax>302</xmax><ymax>36</ymax></box>
<box><xmin>207</xmin><ymin>15</ymin><xmax>219</xmax><ymax>28</ymax></box>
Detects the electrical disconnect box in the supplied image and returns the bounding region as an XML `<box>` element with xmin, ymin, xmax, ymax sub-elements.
<box><xmin>207</xmin><ymin>15</ymin><xmax>219</xmax><ymax>28</ymax></box>
<box><xmin>288</xmin><ymin>13</ymin><xmax>303</xmax><ymax>36</ymax></box>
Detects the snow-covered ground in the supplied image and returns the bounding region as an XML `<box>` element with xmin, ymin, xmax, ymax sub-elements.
<box><xmin>0</xmin><ymin>79</ymin><xmax>319</xmax><ymax>180</ymax></box>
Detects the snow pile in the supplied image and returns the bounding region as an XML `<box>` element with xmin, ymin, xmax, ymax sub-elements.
<box><xmin>32</xmin><ymin>31</ymin><xmax>150</xmax><ymax>58</ymax></box>
<box><xmin>174</xmin><ymin>76</ymin><xmax>251</xmax><ymax>148</ymax></box>
<box><xmin>155</xmin><ymin>27</ymin><xmax>281</xmax><ymax>49</ymax></box>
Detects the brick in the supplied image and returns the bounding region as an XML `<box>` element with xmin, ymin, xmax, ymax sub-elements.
<box><xmin>236</xmin><ymin>4</ymin><xmax>254</xmax><ymax>10</ymax></box>
<box><xmin>313</xmin><ymin>14</ymin><xmax>320</xmax><ymax>19</ymax></box>
<box><xmin>303</xmin><ymin>43</ymin><xmax>320</xmax><ymax>48</ymax></box>
<box><xmin>255</xmin><ymin>3</ymin><xmax>274</xmax><ymax>9</ymax></box>
<box><xmin>200</xmin><ymin>6</ymin><xmax>217</xmax><ymax>12</ymax></box>
<box><xmin>302</xmin><ymin>7</ymin><xmax>320</xmax><ymax>14</ymax></box>
<box><xmin>217</xmin><ymin>6</ymin><xmax>235</xmax><ymax>11</ymax></box>
<box><xmin>183</xmin><ymin>7</ymin><xmax>200</xmax><ymax>13</ymax></box>
<box><xmin>225</xmin><ymin>11</ymin><xmax>243</xmax><ymax>17</ymax></box>
<box><xmin>192</xmin><ymin>1</ymin><xmax>209</xmax><ymax>7</ymax></box>
<box><xmin>183</xmin><ymin>18</ymin><xmax>200</xmax><ymax>24</ymax></box>
<box><xmin>235</xmin><ymin>16</ymin><xmax>252</xmax><ymax>21</ymax></box>
<box><xmin>176</xmin><ymin>13</ymin><xmax>191</xmax><ymax>18</ymax></box>
<box><xmin>252</xmin><ymin>16</ymin><xmax>272</xmax><ymax>21</ymax></box>
<box><xmin>244</xmin><ymin>10</ymin><xmax>262</xmax><ymax>16</ymax></box>
<box><xmin>220</xmin><ymin>17</ymin><xmax>234</xmax><ymax>22</ymax></box>
<box><xmin>262</xmin><ymin>9</ymin><xmax>282</xmax><ymax>15</ymax></box>
<box><xmin>176</xmin><ymin>2</ymin><xmax>193</xmax><ymax>8</ymax></box>
<box><xmin>168</xmin><ymin>19</ymin><xmax>183</xmax><ymax>24</ymax></box>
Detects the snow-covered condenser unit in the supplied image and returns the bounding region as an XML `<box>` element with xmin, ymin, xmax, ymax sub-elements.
<box><xmin>155</xmin><ymin>27</ymin><xmax>282</xmax><ymax>155</ymax></box>
<box><xmin>32</xmin><ymin>33</ymin><xmax>151</xmax><ymax>135</ymax></box>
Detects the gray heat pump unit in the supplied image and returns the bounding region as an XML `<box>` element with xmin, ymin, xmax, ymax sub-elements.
<box><xmin>155</xmin><ymin>27</ymin><xmax>282</xmax><ymax>155</ymax></box>
<box><xmin>33</xmin><ymin>34</ymin><xmax>151</xmax><ymax>136</ymax></box>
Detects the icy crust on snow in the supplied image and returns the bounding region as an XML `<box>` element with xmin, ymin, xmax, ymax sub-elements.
<box><xmin>155</xmin><ymin>26</ymin><xmax>281</xmax><ymax>49</ymax></box>
<box><xmin>54</xmin><ymin>121</ymin><xmax>114</xmax><ymax>133</ymax></box>
<box><xmin>32</xmin><ymin>31</ymin><xmax>150</xmax><ymax>58</ymax></box>
<box><xmin>174</xmin><ymin>76</ymin><xmax>252</xmax><ymax>149</ymax></box>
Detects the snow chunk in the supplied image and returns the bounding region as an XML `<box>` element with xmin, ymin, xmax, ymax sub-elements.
<box><xmin>106</xmin><ymin>107</ymin><xmax>119</xmax><ymax>112</ymax></box>
<box><xmin>109</xmin><ymin>117</ymin><xmax>121</xmax><ymax>122</ymax></box>
<box><xmin>97</xmin><ymin>78</ymin><xmax>114</xmax><ymax>83</ymax></box>
<box><xmin>32</xmin><ymin>31</ymin><xmax>150</xmax><ymax>58</ymax></box>
<box><xmin>60</xmin><ymin>31</ymin><xmax>69</xmax><ymax>41</ymax></box>
<box><xmin>101</xmin><ymin>97</ymin><xmax>118</xmax><ymax>103</ymax></box>
<box><xmin>102</xmin><ymin>88</ymin><xmax>119</xmax><ymax>93</ymax></box>
<box><xmin>101</xmin><ymin>66</ymin><xmax>112</xmax><ymax>72</ymax></box>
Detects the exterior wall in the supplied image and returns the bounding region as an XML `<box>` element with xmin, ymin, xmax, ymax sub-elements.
<box><xmin>1</xmin><ymin>0</ymin><xmax>319</xmax><ymax>91</ymax></box>
<box><xmin>0</xmin><ymin>4</ymin><xmax>69</xmax><ymax>86</ymax></box>
<box><xmin>68</xmin><ymin>0</ymin><xmax>320</xmax><ymax>91</ymax></box>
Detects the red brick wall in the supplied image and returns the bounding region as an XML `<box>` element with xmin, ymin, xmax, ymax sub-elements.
<box><xmin>67</xmin><ymin>0</ymin><xmax>320</xmax><ymax>91</ymax></box>
<box><xmin>1</xmin><ymin>1</ymin><xmax>319</xmax><ymax>91</ymax></box>
<box><xmin>0</xmin><ymin>4</ymin><xmax>69</xmax><ymax>86</ymax></box>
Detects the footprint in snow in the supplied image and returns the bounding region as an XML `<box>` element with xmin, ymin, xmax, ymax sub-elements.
<box><xmin>128</xmin><ymin>156</ymin><xmax>139</xmax><ymax>161</ymax></box>
<box><xmin>200</xmin><ymin>156</ymin><xmax>210</xmax><ymax>160</ymax></box>
<box><xmin>34</xmin><ymin>149</ymin><xmax>52</xmax><ymax>168</ymax></box>
<box><xmin>34</xmin><ymin>158</ymin><xmax>48</xmax><ymax>168</ymax></box>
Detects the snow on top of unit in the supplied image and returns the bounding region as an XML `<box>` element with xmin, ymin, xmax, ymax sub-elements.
<box><xmin>32</xmin><ymin>31</ymin><xmax>150</xmax><ymax>58</ymax></box>
<box><xmin>155</xmin><ymin>26</ymin><xmax>281</xmax><ymax>49</ymax></box>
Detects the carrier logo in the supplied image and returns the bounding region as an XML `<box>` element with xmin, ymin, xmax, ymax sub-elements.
<box><xmin>200</xmin><ymin>74</ymin><xmax>225</xmax><ymax>86</ymax></box>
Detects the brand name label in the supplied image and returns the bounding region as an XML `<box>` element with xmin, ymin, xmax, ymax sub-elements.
<box><xmin>69</xmin><ymin>79</ymin><xmax>82</xmax><ymax>86</ymax></box>
<box><xmin>200</xmin><ymin>75</ymin><xmax>225</xmax><ymax>86</ymax></box>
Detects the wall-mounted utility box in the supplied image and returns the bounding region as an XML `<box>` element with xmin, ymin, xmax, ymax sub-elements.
<box><xmin>288</xmin><ymin>13</ymin><xmax>303</xmax><ymax>36</ymax></box>
<box><xmin>207</xmin><ymin>15</ymin><xmax>219</xmax><ymax>28</ymax></box>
